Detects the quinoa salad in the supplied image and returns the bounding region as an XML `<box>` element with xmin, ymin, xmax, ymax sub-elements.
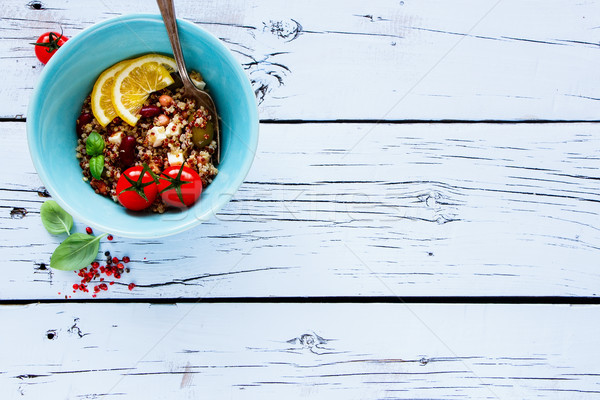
<box><xmin>76</xmin><ymin>82</ymin><xmax>218</xmax><ymax>213</ymax></box>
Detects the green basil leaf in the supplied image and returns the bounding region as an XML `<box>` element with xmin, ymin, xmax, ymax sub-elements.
<box><xmin>89</xmin><ymin>155</ymin><xmax>104</xmax><ymax>180</ymax></box>
<box><xmin>86</xmin><ymin>131</ymin><xmax>105</xmax><ymax>157</ymax></box>
<box><xmin>40</xmin><ymin>200</ymin><xmax>73</xmax><ymax>235</ymax></box>
<box><xmin>50</xmin><ymin>233</ymin><xmax>107</xmax><ymax>271</ymax></box>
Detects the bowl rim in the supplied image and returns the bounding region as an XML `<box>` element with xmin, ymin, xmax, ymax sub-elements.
<box><xmin>27</xmin><ymin>13</ymin><xmax>259</xmax><ymax>238</ymax></box>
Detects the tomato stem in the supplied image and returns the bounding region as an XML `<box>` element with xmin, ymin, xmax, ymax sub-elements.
<box><xmin>31</xmin><ymin>29</ymin><xmax>65</xmax><ymax>53</ymax></box>
<box><xmin>119</xmin><ymin>164</ymin><xmax>155</xmax><ymax>202</ymax></box>
<box><xmin>159</xmin><ymin>164</ymin><xmax>191</xmax><ymax>205</ymax></box>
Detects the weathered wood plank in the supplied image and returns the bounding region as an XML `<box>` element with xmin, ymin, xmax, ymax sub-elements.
<box><xmin>2</xmin><ymin>121</ymin><xmax>599</xmax><ymax>298</ymax></box>
<box><xmin>2</xmin><ymin>0</ymin><xmax>600</xmax><ymax>120</ymax></box>
<box><xmin>2</xmin><ymin>303</ymin><xmax>600</xmax><ymax>399</ymax></box>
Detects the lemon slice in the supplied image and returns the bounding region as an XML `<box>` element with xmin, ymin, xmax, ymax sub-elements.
<box><xmin>91</xmin><ymin>60</ymin><xmax>131</xmax><ymax>127</ymax></box>
<box><xmin>91</xmin><ymin>55</ymin><xmax>177</xmax><ymax>126</ymax></box>
<box><xmin>111</xmin><ymin>54</ymin><xmax>175</xmax><ymax>126</ymax></box>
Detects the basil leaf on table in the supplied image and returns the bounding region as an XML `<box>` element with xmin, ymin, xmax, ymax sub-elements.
<box><xmin>89</xmin><ymin>155</ymin><xmax>104</xmax><ymax>179</ymax></box>
<box><xmin>40</xmin><ymin>200</ymin><xmax>73</xmax><ymax>235</ymax></box>
<box><xmin>50</xmin><ymin>233</ymin><xmax>107</xmax><ymax>271</ymax></box>
<box><xmin>86</xmin><ymin>131</ymin><xmax>105</xmax><ymax>156</ymax></box>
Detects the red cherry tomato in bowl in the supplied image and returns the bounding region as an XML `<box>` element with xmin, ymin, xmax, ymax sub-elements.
<box><xmin>116</xmin><ymin>166</ymin><xmax>158</xmax><ymax>211</ymax></box>
<box><xmin>158</xmin><ymin>165</ymin><xmax>203</xmax><ymax>208</ymax></box>
<box><xmin>33</xmin><ymin>31</ymin><xmax>68</xmax><ymax>64</ymax></box>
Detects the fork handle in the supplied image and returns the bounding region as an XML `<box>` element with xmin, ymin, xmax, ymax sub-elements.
<box><xmin>156</xmin><ymin>0</ymin><xmax>195</xmax><ymax>92</ymax></box>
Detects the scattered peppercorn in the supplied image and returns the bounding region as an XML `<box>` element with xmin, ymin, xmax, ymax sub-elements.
<box><xmin>85</xmin><ymin>226</ymin><xmax>93</xmax><ymax>234</ymax></box>
<box><xmin>107</xmin><ymin>235</ymin><xmax>113</xmax><ymax>241</ymax></box>
<box><xmin>123</xmin><ymin>256</ymin><xmax>130</xmax><ymax>263</ymax></box>
<box><xmin>68</xmin><ymin>252</ymin><xmax>135</xmax><ymax>297</ymax></box>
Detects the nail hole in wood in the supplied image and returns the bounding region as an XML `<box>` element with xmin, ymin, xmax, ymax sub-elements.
<box><xmin>27</xmin><ymin>0</ymin><xmax>44</xmax><ymax>10</ymax></box>
<box><xmin>37</xmin><ymin>187</ymin><xmax>51</xmax><ymax>197</ymax></box>
<box><xmin>10</xmin><ymin>207</ymin><xmax>27</xmax><ymax>219</ymax></box>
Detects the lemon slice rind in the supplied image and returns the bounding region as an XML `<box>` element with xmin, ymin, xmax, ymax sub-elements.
<box><xmin>139</xmin><ymin>53</ymin><xmax>207</xmax><ymax>89</ymax></box>
<box><xmin>142</xmin><ymin>53</ymin><xmax>178</xmax><ymax>73</ymax></box>
<box><xmin>91</xmin><ymin>60</ymin><xmax>132</xmax><ymax>127</ymax></box>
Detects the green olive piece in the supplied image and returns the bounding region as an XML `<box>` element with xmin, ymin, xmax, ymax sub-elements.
<box><xmin>191</xmin><ymin>118</ymin><xmax>214</xmax><ymax>148</ymax></box>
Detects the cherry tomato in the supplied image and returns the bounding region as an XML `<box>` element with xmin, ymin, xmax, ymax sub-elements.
<box><xmin>158</xmin><ymin>165</ymin><xmax>203</xmax><ymax>208</ymax></box>
<box><xmin>33</xmin><ymin>32</ymin><xmax>68</xmax><ymax>64</ymax></box>
<box><xmin>116</xmin><ymin>166</ymin><xmax>158</xmax><ymax>211</ymax></box>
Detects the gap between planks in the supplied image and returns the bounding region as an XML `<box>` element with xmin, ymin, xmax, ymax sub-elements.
<box><xmin>3</xmin><ymin>296</ymin><xmax>600</xmax><ymax>305</ymax></box>
<box><xmin>5</xmin><ymin>117</ymin><xmax>600</xmax><ymax>124</ymax></box>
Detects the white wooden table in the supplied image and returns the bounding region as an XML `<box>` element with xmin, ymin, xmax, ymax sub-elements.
<box><xmin>2</xmin><ymin>0</ymin><xmax>600</xmax><ymax>398</ymax></box>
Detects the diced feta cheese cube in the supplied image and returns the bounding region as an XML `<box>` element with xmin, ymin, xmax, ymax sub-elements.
<box><xmin>167</xmin><ymin>150</ymin><xmax>184</xmax><ymax>166</ymax></box>
<box><xmin>108</xmin><ymin>131</ymin><xmax>122</xmax><ymax>146</ymax></box>
<box><xmin>147</xmin><ymin>126</ymin><xmax>167</xmax><ymax>147</ymax></box>
<box><xmin>165</xmin><ymin>121</ymin><xmax>181</xmax><ymax>137</ymax></box>
<box><xmin>192</xmin><ymin>77</ymin><xmax>206</xmax><ymax>90</ymax></box>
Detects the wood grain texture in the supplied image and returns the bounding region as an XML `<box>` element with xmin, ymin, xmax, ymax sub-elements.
<box><xmin>2</xmin><ymin>121</ymin><xmax>599</xmax><ymax>299</ymax></box>
<box><xmin>2</xmin><ymin>303</ymin><xmax>600</xmax><ymax>399</ymax></box>
<box><xmin>2</xmin><ymin>0</ymin><xmax>600</xmax><ymax>120</ymax></box>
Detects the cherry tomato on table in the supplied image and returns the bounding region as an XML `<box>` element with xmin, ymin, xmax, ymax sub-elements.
<box><xmin>116</xmin><ymin>165</ymin><xmax>158</xmax><ymax>211</ymax></box>
<box><xmin>33</xmin><ymin>31</ymin><xmax>68</xmax><ymax>64</ymax></box>
<box><xmin>158</xmin><ymin>165</ymin><xmax>203</xmax><ymax>208</ymax></box>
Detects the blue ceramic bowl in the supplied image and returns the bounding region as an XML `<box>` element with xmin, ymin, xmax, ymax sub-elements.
<box><xmin>27</xmin><ymin>14</ymin><xmax>258</xmax><ymax>238</ymax></box>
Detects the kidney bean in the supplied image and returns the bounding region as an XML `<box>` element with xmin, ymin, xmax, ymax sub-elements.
<box><xmin>139</xmin><ymin>105</ymin><xmax>161</xmax><ymax>118</ymax></box>
<box><xmin>76</xmin><ymin>112</ymin><xmax>93</xmax><ymax>135</ymax></box>
<box><xmin>118</xmin><ymin>136</ymin><xmax>136</xmax><ymax>167</ymax></box>
<box><xmin>79</xmin><ymin>112</ymin><xmax>93</xmax><ymax>125</ymax></box>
